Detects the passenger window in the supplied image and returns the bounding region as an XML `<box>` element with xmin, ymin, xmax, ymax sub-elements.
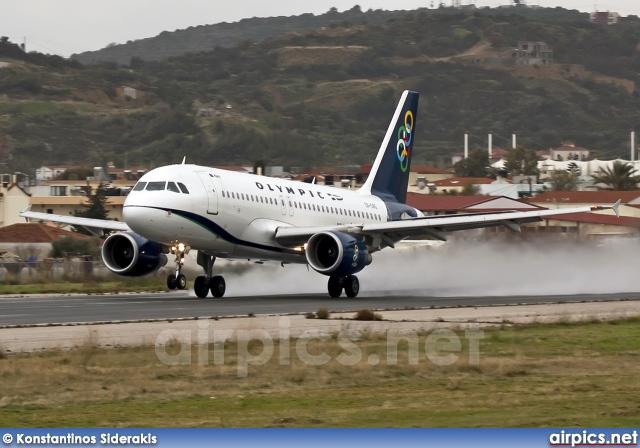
<box><xmin>133</xmin><ymin>182</ymin><xmax>147</xmax><ymax>191</ymax></box>
<box><xmin>167</xmin><ymin>182</ymin><xmax>180</xmax><ymax>193</ymax></box>
<box><xmin>146</xmin><ymin>181</ymin><xmax>166</xmax><ymax>191</ymax></box>
<box><xmin>177</xmin><ymin>183</ymin><xmax>189</xmax><ymax>194</ymax></box>
<box><xmin>222</xmin><ymin>191</ymin><xmax>226</xmax><ymax>198</ymax></box>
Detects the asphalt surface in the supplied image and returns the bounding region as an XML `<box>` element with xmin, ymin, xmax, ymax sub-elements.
<box><xmin>0</xmin><ymin>291</ymin><xmax>639</xmax><ymax>326</ymax></box>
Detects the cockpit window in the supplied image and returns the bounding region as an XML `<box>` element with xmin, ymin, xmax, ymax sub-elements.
<box><xmin>133</xmin><ymin>182</ymin><xmax>147</xmax><ymax>191</ymax></box>
<box><xmin>167</xmin><ymin>182</ymin><xmax>180</xmax><ymax>193</ymax></box>
<box><xmin>146</xmin><ymin>181</ymin><xmax>166</xmax><ymax>191</ymax></box>
<box><xmin>177</xmin><ymin>182</ymin><xmax>189</xmax><ymax>194</ymax></box>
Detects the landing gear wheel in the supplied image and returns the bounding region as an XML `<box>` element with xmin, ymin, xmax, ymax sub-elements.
<box><xmin>194</xmin><ymin>275</ymin><xmax>210</xmax><ymax>298</ymax></box>
<box><xmin>211</xmin><ymin>275</ymin><xmax>226</xmax><ymax>298</ymax></box>
<box><xmin>328</xmin><ymin>276</ymin><xmax>343</xmax><ymax>298</ymax></box>
<box><xmin>167</xmin><ymin>274</ymin><xmax>177</xmax><ymax>290</ymax></box>
<box><xmin>176</xmin><ymin>274</ymin><xmax>187</xmax><ymax>290</ymax></box>
<box><xmin>344</xmin><ymin>275</ymin><xmax>360</xmax><ymax>298</ymax></box>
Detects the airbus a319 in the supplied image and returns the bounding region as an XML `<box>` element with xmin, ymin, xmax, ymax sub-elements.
<box><xmin>21</xmin><ymin>91</ymin><xmax>618</xmax><ymax>298</ymax></box>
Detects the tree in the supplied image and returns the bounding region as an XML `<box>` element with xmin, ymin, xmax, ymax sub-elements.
<box><xmin>73</xmin><ymin>183</ymin><xmax>109</xmax><ymax>235</ymax></box>
<box><xmin>461</xmin><ymin>181</ymin><xmax>481</xmax><ymax>195</ymax></box>
<box><xmin>504</xmin><ymin>145</ymin><xmax>540</xmax><ymax>177</ymax></box>
<box><xmin>50</xmin><ymin>237</ymin><xmax>101</xmax><ymax>259</ymax></box>
<box><xmin>453</xmin><ymin>148</ymin><xmax>490</xmax><ymax>178</ymax></box>
<box><xmin>591</xmin><ymin>161</ymin><xmax>640</xmax><ymax>191</ymax></box>
<box><xmin>54</xmin><ymin>167</ymin><xmax>94</xmax><ymax>181</ymax></box>
<box><xmin>549</xmin><ymin>170</ymin><xmax>578</xmax><ymax>191</ymax></box>
<box><xmin>566</xmin><ymin>162</ymin><xmax>581</xmax><ymax>177</ymax></box>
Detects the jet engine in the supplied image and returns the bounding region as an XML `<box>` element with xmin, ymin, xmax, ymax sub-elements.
<box><xmin>305</xmin><ymin>231</ymin><xmax>371</xmax><ymax>277</ymax></box>
<box><xmin>102</xmin><ymin>232</ymin><xmax>167</xmax><ymax>277</ymax></box>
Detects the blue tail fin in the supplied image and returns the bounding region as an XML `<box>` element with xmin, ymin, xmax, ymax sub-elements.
<box><xmin>359</xmin><ymin>90</ymin><xmax>419</xmax><ymax>204</ymax></box>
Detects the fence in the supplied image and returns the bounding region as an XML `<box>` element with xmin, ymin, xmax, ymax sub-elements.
<box><xmin>0</xmin><ymin>260</ymin><xmax>112</xmax><ymax>281</ymax></box>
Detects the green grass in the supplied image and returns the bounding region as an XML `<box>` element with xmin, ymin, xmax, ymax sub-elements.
<box><xmin>0</xmin><ymin>277</ymin><xmax>167</xmax><ymax>295</ymax></box>
<box><xmin>1</xmin><ymin>319</ymin><xmax>639</xmax><ymax>427</ymax></box>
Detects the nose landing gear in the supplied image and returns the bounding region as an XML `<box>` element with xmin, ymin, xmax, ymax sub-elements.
<box><xmin>167</xmin><ymin>242</ymin><xmax>189</xmax><ymax>290</ymax></box>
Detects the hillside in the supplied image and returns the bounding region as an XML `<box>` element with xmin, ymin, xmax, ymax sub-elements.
<box><xmin>71</xmin><ymin>6</ymin><xmax>404</xmax><ymax>65</ymax></box>
<box><xmin>72</xmin><ymin>5</ymin><xmax>590</xmax><ymax>65</ymax></box>
<box><xmin>2</xmin><ymin>8</ymin><xmax>640</xmax><ymax>175</ymax></box>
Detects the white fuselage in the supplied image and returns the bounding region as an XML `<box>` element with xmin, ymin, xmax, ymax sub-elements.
<box><xmin>123</xmin><ymin>164</ymin><xmax>390</xmax><ymax>263</ymax></box>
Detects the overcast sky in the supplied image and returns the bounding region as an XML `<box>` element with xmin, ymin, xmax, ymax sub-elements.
<box><xmin>2</xmin><ymin>1</ymin><xmax>640</xmax><ymax>57</ymax></box>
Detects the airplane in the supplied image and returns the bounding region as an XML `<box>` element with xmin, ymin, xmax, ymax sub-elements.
<box><xmin>20</xmin><ymin>90</ymin><xmax>620</xmax><ymax>298</ymax></box>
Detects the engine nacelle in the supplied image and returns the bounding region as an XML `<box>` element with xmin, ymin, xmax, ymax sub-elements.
<box><xmin>102</xmin><ymin>232</ymin><xmax>167</xmax><ymax>277</ymax></box>
<box><xmin>305</xmin><ymin>231</ymin><xmax>371</xmax><ymax>277</ymax></box>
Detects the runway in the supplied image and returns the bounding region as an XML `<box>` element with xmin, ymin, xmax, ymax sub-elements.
<box><xmin>0</xmin><ymin>291</ymin><xmax>639</xmax><ymax>326</ymax></box>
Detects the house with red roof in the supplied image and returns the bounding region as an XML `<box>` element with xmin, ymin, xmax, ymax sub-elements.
<box><xmin>526</xmin><ymin>191</ymin><xmax>640</xmax><ymax>239</ymax></box>
<box><xmin>550</xmin><ymin>142</ymin><xmax>591</xmax><ymax>161</ymax></box>
<box><xmin>0</xmin><ymin>222</ymin><xmax>90</xmax><ymax>260</ymax></box>
<box><xmin>406</xmin><ymin>192</ymin><xmax>640</xmax><ymax>239</ymax></box>
<box><xmin>528</xmin><ymin>191</ymin><xmax>640</xmax><ymax>218</ymax></box>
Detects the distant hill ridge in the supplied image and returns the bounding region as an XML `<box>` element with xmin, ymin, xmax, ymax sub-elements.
<box><xmin>71</xmin><ymin>5</ymin><xmax>591</xmax><ymax>65</ymax></box>
<box><xmin>71</xmin><ymin>6</ymin><xmax>404</xmax><ymax>65</ymax></box>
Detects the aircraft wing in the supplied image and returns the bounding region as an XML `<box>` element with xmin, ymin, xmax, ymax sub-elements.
<box><xmin>274</xmin><ymin>201</ymin><xmax>620</xmax><ymax>248</ymax></box>
<box><xmin>19</xmin><ymin>206</ymin><xmax>130</xmax><ymax>232</ymax></box>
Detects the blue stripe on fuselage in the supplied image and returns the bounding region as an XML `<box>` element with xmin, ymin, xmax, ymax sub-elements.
<box><xmin>129</xmin><ymin>206</ymin><xmax>300</xmax><ymax>255</ymax></box>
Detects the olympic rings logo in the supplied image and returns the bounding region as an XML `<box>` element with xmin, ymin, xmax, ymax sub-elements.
<box><xmin>396</xmin><ymin>110</ymin><xmax>413</xmax><ymax>173</ymax></box>
<box><xmin>352</xmin><ymin>244</ymin><xmax>359</xmax><ymax>267</ymax></box>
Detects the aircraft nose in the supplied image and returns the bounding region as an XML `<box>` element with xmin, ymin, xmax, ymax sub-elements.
<box><xmin>123</xmin><ymin>204</ymin><xmax>145</xmax><ymax>229</ymax></box>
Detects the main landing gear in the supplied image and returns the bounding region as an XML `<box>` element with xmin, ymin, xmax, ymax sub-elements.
<box><xmin>165</xmin><ymin>243</ymin><xmax>226</xmax><ymax>298</ymax></box>
<box><xmin>193</xmin><ymin>251</ymin><xmax>226</xmax><ymax>299</ymax></box>
<box><xmin>167</xmin><ymin>242</ymin><xmax>188</xmax><ymax>290</ymax></box>
<box><xmin>327</xmin><ymin>275</ymin><xmax>360</xmax><ymax>298</ymax></box>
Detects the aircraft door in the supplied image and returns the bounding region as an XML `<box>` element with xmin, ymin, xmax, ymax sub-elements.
<box><xmin>279</xmin><ymin>195</ymin><xmax>287</xmax><ymax>216</ymax></box>
<box><xmin>287</xmin><ymin>196</ymin><xmax>294</xmax><ymax>216</ymax></box>
<box><xmin>196</xmin><ymin>172</ymin><xmax>218</xmax><ymax>215</ymax></box>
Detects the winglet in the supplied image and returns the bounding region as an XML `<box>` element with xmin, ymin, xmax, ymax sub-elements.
<box><xmin>20</xmin><ymin>205</ymin><xmax>32</xmax><ymax>221</ymax></box>
<box><xmin>612</xmin><ymin>199</ymin><xmax>621</xmax><ymax>218</ymax></box>
<box><xmin>589</xmin><ymin>199</ymin><xmax>621</xmax><ymax>217</ymax></box>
